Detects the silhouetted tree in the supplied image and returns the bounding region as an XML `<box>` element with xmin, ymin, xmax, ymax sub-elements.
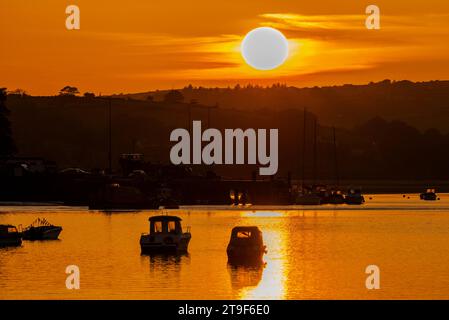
<box><xmin>59</xmin><ymin>86</ymin><xmax>79</xmax><ymax>96</ymax></box>
<box><xmin>83</xmin><ymin>92</ymin><xmax>95</xmax><ymax>98</ymax></box>
<box><xmin>0</xmin><ymin>88</ymin><xmax>16</xmax><ymax>156</ymax></box>
<box><xmin>9</xmin><ymin>88</ymin><xmax>27</xmax><ymax>96</ymax></box>
<box><xmin>163</xmin><ymin>90</ymin><xmax>184</xmax><ymax>103</ymax></box>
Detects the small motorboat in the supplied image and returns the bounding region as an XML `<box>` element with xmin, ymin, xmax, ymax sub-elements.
<box><xmin>420</xmin><ymin>188</ymin><xmax>438</xmax><ymax>201</ymax></box>
<box><xmin>140</xmin><ymin>215</ymin><xmax>191</xmax><ymax>254</ymax></box>
<box><xmin>328</xmin><ymin>190</ymin><xmax>345</xmax><ymax>204</ymax></box>
<box><xmin>22</xmin><ymin>218</ymin><xmax>62</xmax><ymax>240</ymax></box>
<box><xmin>0</xmin><ymin>224</ymin><xmax>22</xmax><ymax>247</ymax></box>
<box><xmin>227</xmin><ymin>226</ymin><xmax>266</xmax><ymax>264</ymax></box>
<box><xmin>345</xmin><ymin>188</ymin><xmax>365</xmax><ymax>205</ymax></box>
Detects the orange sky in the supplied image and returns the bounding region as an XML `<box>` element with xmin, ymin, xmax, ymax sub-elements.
<box><xmin>1</xmin><ymin>0</ymin><xmax>449</xmax><ymax>95</ymax></box>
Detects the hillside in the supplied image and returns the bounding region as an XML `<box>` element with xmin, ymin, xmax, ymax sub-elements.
<box><xmin>119</xmin><ymin>80</ymin><xmax>449</xmax><ymax>133</ymax></box>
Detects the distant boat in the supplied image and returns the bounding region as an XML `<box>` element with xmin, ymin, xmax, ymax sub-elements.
<box><xmin>0</xmin><ymin>225</ymin><xmax>22</xmax><ymax>247</ymax></box>
<box><xmin>295</xmin><ymin>192</ymin><xmax>322</xmax><ymax>206</ymax></box>
<box><xmin>227</xmin><ymin>226</ymin><xmax>266</xmax><ymax>264</ymax></box>
<box><xmin>314</xmin><ymin>186</ymin><xmax>345</xmax><ymax>205</ymax></box>
<box><xmin>22</xmin><ymin>218</ymin><xmax>62</xmax><ymax>240</ymax></box>
<box><xmin>420</xmin><ymin>188</ymin><xmax>438</xmax><ymax>201</ymax></box>
<box><xmin>345</xmin><ymin>188</ymin><xmax>365</xmax><ymax>205</ymax></box>
<box><xmin>328</xmin><ymin>190</ymin><xmax>346</xmax><ymax>204</ymax></box>
<box><xmin>140</xmin><ymin>215</ymin><xmax>191</xmax><ymax>254</ymax></box>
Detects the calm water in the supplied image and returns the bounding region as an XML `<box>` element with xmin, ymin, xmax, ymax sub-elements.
<box><xmin>2</xmin><ymin>194</ymin><xmax>449</xmax><ymax>300</ymax></box>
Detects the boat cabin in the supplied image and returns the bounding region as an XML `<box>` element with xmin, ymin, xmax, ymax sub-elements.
<box><xmin>0</xmin><ymin>224</ymin><xmax>22</xmax><ymax>247</ymax></box>
<box><xmin>148</xmin><ymin>216</ymin><xmax>183</xmax><ymax>235</ymax></box>
<box><xmin>228</xmin><ymin>226</ymin><xmax>263</xmax><ymax>246</ymax></box>
<box><xmin>0</xmin><ymin>224</ymin><xmax>19</xmax><ymax>236</ymax></box>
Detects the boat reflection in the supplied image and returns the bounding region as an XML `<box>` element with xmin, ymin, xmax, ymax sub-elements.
<box><xmin>230</xmin><ymin>214</ymin><xmax>288</xmax><ymax>299</ymax></box>
<box><xmin>227</xmin><ymin>261</ymin><xmax>265</xmax><ymax>290</ymax></box>
<box><xmin>141</xmin><ymin>253</ymin><xmax>190</xmax><ymax>273</ymax></box>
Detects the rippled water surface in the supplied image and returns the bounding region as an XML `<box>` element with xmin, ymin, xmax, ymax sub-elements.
<box><xmin>2</xmin><ymin>194</ymin><xmax>449</xmax><ymax>299</ymax></box>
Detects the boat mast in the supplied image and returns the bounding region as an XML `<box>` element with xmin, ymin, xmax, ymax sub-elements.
<box><xmin>333</xmin><ymin>126</ymin><xmax>339</xmax><ymax>187</ymax></box>
<box><xmin>108</xmin><ymin>98</ymin><xmax>112</xmax><ymax>174</ymax></box>
<box><xmin>313</xmin><ymin>117</ymin><xmax>318</xmax><ymax>186</ymax></box>
<box><xmin>302</xmin><ymin>108</ymin><xmax>307</xmax><ymax>189</ymax></box>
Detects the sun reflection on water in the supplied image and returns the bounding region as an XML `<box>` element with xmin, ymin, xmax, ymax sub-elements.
<box><xmin>230</xmin><ymin>211</ymin><xmax>288</xmax><ymax>299</ymax></box>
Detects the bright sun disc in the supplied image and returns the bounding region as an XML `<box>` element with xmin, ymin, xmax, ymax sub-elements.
<box><xmin>241</xmin><ymin>27</ymin><xmax>289</xmax><ymax>71</ymax></box>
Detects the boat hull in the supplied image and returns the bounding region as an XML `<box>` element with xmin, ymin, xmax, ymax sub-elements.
<box><xmin>0</xmin><ymin>238</ymin><xmax>22</xmax><ymax>247</ymax></box>
<box><xmin>420</xmin><ymin>193</ymin><xmax>437</xmax><ymax>201</ymax></box>
<box><xmin>22</xmin><ymin>226</ymin><xmax>62</xmax><ymax>240</ymax></box>
<box><xmin>140</xmin><ymin>234</ymin><xmax>191</xmax><ymax>254</ymax></box>
<box><xmin>227</xmin><ymin>246</ymin><xmax>265</xmax><ymax>264</ymax></box>
<box><xmin>345</xmin><ymin>196</ymin><xmax>365</xmax><ymax>205</ymax></box>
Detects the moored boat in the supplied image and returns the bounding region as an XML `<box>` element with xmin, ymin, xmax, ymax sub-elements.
<box><xmin>0</xmin><ymin>224</ymin><xmax>22</xmax><ymax>247</ymax></box>
<box><xmin>140</xmin><ymin>215</ymin><xmax>191</xmax><ymax>254</ymax></box>
<box><xmin>227</xmin><ymin>226</ymin><xmax>266</xmax><ymax>264</ymax></box>
<box><xmin>345</xmin><ymin>188</ymin><xmax>365</xmax><ymax>205</ymax></box>
<box><xmin>328</xmin><ymin>190</ymin><xmax>345</xmax><ymax>204</ymax></box>
<box><xmin>420</xmin><ymin>188</ymin><xmax>438</xmax><ymax>201</ymax></box>
<box><xmin>22</xmin><ymin>218</ymin><xmax>62</xmax><ymax>240</ymax></box>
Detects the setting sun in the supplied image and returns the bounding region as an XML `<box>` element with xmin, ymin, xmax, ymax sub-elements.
<box><xmin>241</xmin><ymin>27</ymin><xmax>289</xmax><ymax>70</ymax></box>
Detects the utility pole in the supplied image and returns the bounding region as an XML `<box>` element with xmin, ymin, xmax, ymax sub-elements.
<box><xmin>187</xmin><ymin>104</ymin><xmax>192</xmax><ymax>135</ymax></box>
<box><xmin>207</xmin><ymin>106</ymin><xmax>211</xmax><ymax>129</ymax></box>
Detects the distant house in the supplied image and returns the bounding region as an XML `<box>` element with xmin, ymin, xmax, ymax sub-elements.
<box><xmin>0</xmin><ymin>157</ymin><xmax>57</xmax><ymax>176</ymax></box>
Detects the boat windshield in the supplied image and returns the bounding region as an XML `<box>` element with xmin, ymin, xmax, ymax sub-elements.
<box><xmin>154</xmin><ymin>221</ymin><xmax>163</xmax><ymax>233</ymax></box>
<box><xmin>168</xmin><ymin>221</ymin><xmax>176</xmax><ymax>233</ymax></box>
<box><xmin>237</xmin><ymin>231</ymin><xmax>252</xmax><ymax>238</ymax></box>
<box><xmin>7</xmin><ymin>227</ymin><xmax>17</xmax><ymax>233</ymax></box>
<box><xmin>150</xmin><ymin>219</ymin><xmax>181</xmax><ymax>234</ymax></box>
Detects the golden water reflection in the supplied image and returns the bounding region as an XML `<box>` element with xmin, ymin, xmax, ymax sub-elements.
<box><xmin>3</xmin><ymin>196</ymin><xmax>449</xmax><ymax>299</ymax></box>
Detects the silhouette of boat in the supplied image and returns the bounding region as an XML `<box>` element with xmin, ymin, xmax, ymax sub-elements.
<box><xmin>22</xmin><ymin>218</ymin><xmax>62</xmax><ymax>240</ymax></box>
<box><xmin>295</xmin><ymin>190</ymin><xmax>321</xmax><ymax>205</ymax></box>
<box><xmin>328</xmin><ymin>190</ymin><xmax>345</xmax><ymax>204</ymax></box>
<box><xmin>420</xmin><ymin>188</ymin><xmax>438</xmax><ymax>201</ymax></box>
<box><xmin>345</xmin><ymin>188</ymin><xmax>365</xmax><ymax>205</ymax></box>
<box><xmin>227</xmin><ymin>226</ymin><xmax>266</xmax><ymax>264</ymax></box>
<box><xmin>314</xmin><ymin>186</ymin><xmax>345</xmax><ymax>204</ymax></box>
<box><xmin>140</xmin><ymin>215</ymin><xmax>191</xmax><ymax>254</ymax></box>
<box><xmin>0</xmin><ymin>224</ymin><xmax>22</xmax><ymax>247</ymax></box>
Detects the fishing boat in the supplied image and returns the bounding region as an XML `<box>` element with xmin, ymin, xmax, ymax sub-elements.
<box><xmin>345</xmin><ymin>188</ymin><xmax>365</xmax><ymax>205</ymax></box>
<box><xmin>0</xmin><ymin>225</ymin><xmax>22</xmax><ymax>247</ymax></box>
<box><xmin>420</xmin><ymin>188</ymin><xmax>438</xmax><ymax>201</ymax></box>
<box><xmin>22</xmin><ymin>218</ymin><xmax>62</xmax><ymax>240</ymax></box>
<box><xmin>227</xmin><ymin>226</ymin><xmax>267</xmax><ymax>264</ymax></box>
<box><xmin>140</xmin><ymin>215</ymin><xmax>191</xmax><ymax>254</ymax></box>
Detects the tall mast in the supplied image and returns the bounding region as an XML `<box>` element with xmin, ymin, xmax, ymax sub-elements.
<box><xmin>313</xmin><ymin>117</ymin><xmax>317</xmax><ymax>186</ymax></box>
<box><xmin>302</xmin><ymin>108</ymin><xmax>307</xmax><ymax>188</ymax></box>
<box><xmin>108</xmin><ymin>98</ymin><xmax>112</xmax><ymax>174</ymax></box>
<box><xmin>333</xmin><ymin>126</ymin><xmax>339</xmax><ymax>187</ymax></box>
